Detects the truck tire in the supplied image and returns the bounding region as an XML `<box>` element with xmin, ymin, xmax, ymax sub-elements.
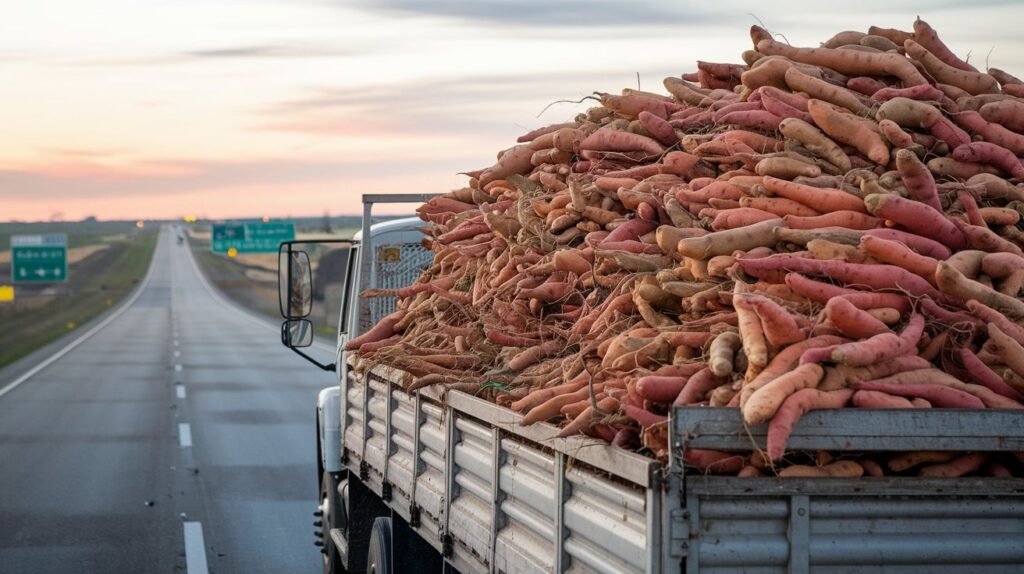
<box><xmin>319</xmin><ymin>472</ymin><xmax>345</xmax><ymax>574</ymax></box>
<box><xmin>366</xmin><ymin>517</ymin><xmax>392</xmax><ymax>574</ymax></box>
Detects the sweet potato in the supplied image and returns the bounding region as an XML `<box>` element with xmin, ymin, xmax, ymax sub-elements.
<box><xmin>807</xmin><ymin>99</ymin><xmax>890</xmax><ymax>165</ymax></box>
<box><xmin>674</xmin><ymin>367</ymin><xmax>727</xmax><ymax>405</ymax></box>
<box><xmin>756</xmin><ymin>37</ymin><xmax>926</xmax><ymax>86</ymax></box>
<box><xmin>558</xmin><ymin>396</ymin><xmax>620</xmax><ymax>438</ymax></box>
<box><xmin>979</xmin><ymin>99</ymin><xmax>1024</xmax><ymax>133</ymax></box>
<box><xmin>858</xmin><ymin>235</ymin><xmax>939</xmax><ymax>282</ymax></box>
<box><xmin>683</xmin><ymin>449</ymin><xmax>746</xmax><ymax>475</ymax></box>
<box><xmin>778</xmin><ymin>117</ymin><xmax>852</xmax><ymax>171</ymax></box>
<box><xmin>743</xmin><ymin>363</ymin><xmax>825</xmax><ymax>425</ymax></box>
<box><xmin>895</xmin><ymin>149</ymin><xmax>942</xmax><ymax>212</ymax></box>
<box><xmin>780</xmin><ymin>460</ymin><xmax>864</xmax><ymax>478</ymax></box>
<box><xmin>987</xmin><ymin>324</ymin><xmax>1024</xmax><ymax>381</ymax></box>
<box><xmin>912</xmin><ymin>18</ymin><xmax>977</xmax><ymax>72</ymax></box>
<box><xmin>955</xmin><ymin>110</ymin><xmax>1024</xmax><ymax>155</ymax></box>
<box><xmin>733</xmin><ymin>291</ymin><xmax>768</xmax><ymax>369</ymax></box>
<box><xmin>904</xmin><ymin>39</ymin><xmax>998</xmax><ymax>95</ymax></box>
<box><xmin>862</xmin><ymin>369</ymin><xmax>1023</xmax><ymax>409</ymax></box>
<box><xmin>824</xmin><ymin>297</ymin><xmax>890</xmax><ymax>339</ymax></box>
<box><xmin>887</xmin><ymin>451</ymin><xmax>958</xmax><ymax>472</ymax></box>
<box><xmin>763</xmin><ymin>176</ymin><xmax>866</xmax><ymax>213</ymax></box>
<box><xmin>784</xmin><ymin>211</ymin><xmax>879</xmax><ymax>231</ymax></box>
<box><xmin>918</xmin><ymin>453</ymin><xmax>989</xmax><ymax>477</ymax></box>
<box><xmin>951</xmin><ymin>142</ymin><xmax>1024</xmax><ymax>179</ymax></box>
<box><xmin>740</xmin><ymin>335</ymin><xmax>845</xmax><ymax>408</ymax></box>
<box><xmin>677</xmin><ymin>218</ymin><xmax>783</xmax><ymax>260</ymax></box>
<box><xmin>937</xmin><ymin>262</ymin><xmax>1024</xmax><ymax>319</ymax></box>
<box><xmin>864</xmin><ymin>193</ymin><xmax>965</xmax><ymax>250</ymax></box>
<box><xmin>804</xmin><ymin>313</ymin><xmax>924</xmax><ymax>367</ymax></box>
<box><xmin>959</xmin><ymin>347</ymin><xmax>1024</xmax><ymax>402</ymax></box>
<box><xmin>852</xmin><ymin>380</ymin><xmax>985</xmax><ymax>409</ymax></box>
<box><xmin>739</xmin><ymin>255</ymin><xmax>939</xmax><ymax>299</ymax></box>
<box><xmin>708</xmin><ymin>331</ymin><xmax>742</xmax><ymax>377</ymax></box>
<box><xmin>785</xmin><ymin>67</ymin><xmax>870</xmax><ymax>115</ymax></box>
<box><xmin>767</xmin><ymin>389</ymin><xmax>853</xmax><ymax>460</ymax></box>
<box><xmin>852</xmin><ymin>389</ymin><xmax>917</xmax><ymax>409</ymax></box>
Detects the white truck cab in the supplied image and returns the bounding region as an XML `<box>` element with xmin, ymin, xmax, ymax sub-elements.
<box><xmin>278</xmin><ymin>194</ymin><xmax>440</xmax><ymax>573</ymax></box>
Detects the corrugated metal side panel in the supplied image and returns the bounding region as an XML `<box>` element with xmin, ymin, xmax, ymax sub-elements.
<box><xmin>343</xmin><ymin>383</ymin><xmax>364</xmax><ymax>467</ymax></box>
<box><xmin>363</xmin><ymin>379</ymin><xmax>388</xmax><ymax>488</ymax></box>
<box><xmin>693</xmin><ymin>493</ymin><xmax>1024</xmax><ymax>573</ymax></box>
<box><xmin>494</xmin><ymin>439</ymin><xmax>555</xmax><ymax>574</ymax></box>
<box><xmin>564</xmin><ymin>468</ymin><xmax>647</xmax><ymax>574</ymax></box>
<box><xmin>415</xmin><ymin>401</ymin><xmax>446</xmax><ymax>542</ymax></box>
<box><xmin>387</xmin><ymin>388</ymin><xmax>416</xmax><ymax>517</ymax></box>
<box><xmin>449</xmin><ymin>416</ymin><xmax>493</xmax><ymax>572</ymax></box>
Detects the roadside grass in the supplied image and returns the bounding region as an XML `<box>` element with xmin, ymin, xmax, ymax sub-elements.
<box><xmin>190</xmin><ymin>239</ymin><xmax>282</xmax><ymax>321</ymax></box>
<box><xmin>189</xmin><ymin>237</ymin><xmax>343</xmax><ymax>337</ymax></box>
<box><xmin>1</xmin><ymin>221</ymin><xmax>142</xmax><ymax>250</ymax></box>
<box><xmin>0</xmin><ymin>231</ymin><xmax>158</xmax><ymax>368</ymax></box>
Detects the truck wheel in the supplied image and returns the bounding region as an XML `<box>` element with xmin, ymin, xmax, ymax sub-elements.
<box><xmin>319</xmin><ymin>472</ymin><xmax>345</xmax><ymax>574</ymax></box>
<box><xmin>366</xmin><ymin>517</ymin><xmax>392</xmax><ymax>574</ymax></box>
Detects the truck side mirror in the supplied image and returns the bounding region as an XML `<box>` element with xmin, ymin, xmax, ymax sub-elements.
<box><xmin>278</xmin><ymin>248</ymin><xmax>312</xmax><ymax>319</ymax></box>
<box><xmin>281</xmin><ymin>319</ymin><xmax>314</xmax><ymax>348</ymax></box>
<box><xmin>275</xmin><ymin>238</ymin><xmax>352</xmax><ymax>373</ymax></box>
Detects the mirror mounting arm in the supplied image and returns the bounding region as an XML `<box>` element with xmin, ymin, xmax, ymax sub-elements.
<box><xmin>280</xmin><ymin>320</ymin><xmax>335</xmax><ymax>371</ymax></box>
<box><xmin>287</xmin><ymin>346</ymin><xmax>336</xmax><ymax>372</ymax></box>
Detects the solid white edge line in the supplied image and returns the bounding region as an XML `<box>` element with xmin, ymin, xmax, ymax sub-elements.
<box><xmin>178</xmin><ymin>423</ymin><xmax>192</xmax><ymax>448</ymax></box>
<box><xmin>183</xmin><ymin>234</ymin><xmax>335</xmax><ymax>353</ymax></box>
<box><xmin>0</xmin><ymin>230</ymin><xmax>164</xmax><ymax>401</ymax></box>
<box><xmin>183</xmin><ymin>521</ymin><xmax>210</xmax><ymax>574</ymax></box>
<box><xmin>183</xmin><ymin>238</ymin><xmax>278</xmax><ymax>335</ymax></box>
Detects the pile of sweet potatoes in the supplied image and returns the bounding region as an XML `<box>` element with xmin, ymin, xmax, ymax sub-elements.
<box><xmin>351</xmin><ymin>18</ymin><xmax>1024</xmax><ymax>478</ymax></box>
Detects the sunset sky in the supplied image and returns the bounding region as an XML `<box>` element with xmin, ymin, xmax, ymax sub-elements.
<box><xmin>3</xmin><ymin>1</ymin><xmax>1023</xmax><ymax>221</ymax></box>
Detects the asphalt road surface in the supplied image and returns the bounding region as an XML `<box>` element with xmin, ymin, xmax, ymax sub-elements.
<box><xmin>0</xmin><ymin>226</ymin><xmax>337</xmax><ymax>573</ymax></box>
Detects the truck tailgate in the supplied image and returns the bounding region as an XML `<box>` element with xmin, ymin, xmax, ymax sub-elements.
<box><xmin>669</xmin><ymin>408</ymin><xmax>1024</xmax><ymax>573</ymax></box>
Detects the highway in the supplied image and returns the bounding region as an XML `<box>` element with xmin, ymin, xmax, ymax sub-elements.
<box><xmin>0</xmin><ymin>227</ymin><xmax>337</xmax><ymax>573</ymax></box>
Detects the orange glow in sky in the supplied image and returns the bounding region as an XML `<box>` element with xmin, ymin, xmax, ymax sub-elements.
<box><xmin>3</xmin><ymin>1</ymin><xmax>1023</xmax><ymax>221</ymax></box>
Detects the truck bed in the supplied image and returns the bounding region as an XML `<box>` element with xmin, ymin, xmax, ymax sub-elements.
<box><xmin>345</xmin><ymin>364</ymin><xmax>663</xmax><ymax>573</ymax></box>
<box><xmin>342</xmin><ymin>366</ymin><xmax>1024</xmax><ymax>573</ymax></box>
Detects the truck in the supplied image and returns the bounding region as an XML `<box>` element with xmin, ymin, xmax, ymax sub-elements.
<box><xmin>278</xmin><ymin>194</ymin><xmax>1024</xmax><ymax>574</ymax></box>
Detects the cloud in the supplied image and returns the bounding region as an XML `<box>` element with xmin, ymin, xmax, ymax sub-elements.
<box><xmin>183</xmin><ymin>44</ymin><xmax>356</xmax><ymax>60</ymax></box>
<box><xmin>68</xmin><ymin>43</ymin><xmax>359</xmax><ymax>67</ymax></box>
<box><xmin>42</xmin><ymin>147</ymin><xmax>130</xmax><ymax>159</ymax></box>
<box><xmin>345</xmin><ymin>0</ymin><xmax>1024</xmax><ymax>34</ymax></box>
<box><xmin>254</xmin><ymin>69</ymin><xmax>668</xmax><ymax>138</ymax></box>
<box><xmin>0</xmin><ymin>50</ymin><xmax>35</xmax><ymax>62</ymax></box>
<box><xmin>352</xmin><ymin>0</ymin><xmax>715</xmax><ymax>27</ymax></box>
<box><xmin>0</xmin><ymin>156</ymin><xmax>467</xmax><ymax>201</ymax></box>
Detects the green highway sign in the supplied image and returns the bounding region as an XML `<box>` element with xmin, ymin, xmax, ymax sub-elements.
<box><xmin>211</xmin><ymin>221</ymin><xmax>295</xmax><ymax>253</ymax></box>
<box><xmin>11</xmin><ymin>234</ymin><xmax>68</xmax><ymax>284</ymax></box>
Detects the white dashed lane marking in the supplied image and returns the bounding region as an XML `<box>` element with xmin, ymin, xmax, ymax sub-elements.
<box><xmin>183</xmin><ymin>522</ymin><xmax>209</xmax><ymax>574</ymax></box>
<box><xmin>178</xmin><ymin>423</ymin><xmax>192</xmax><ymax>448</ymax></box>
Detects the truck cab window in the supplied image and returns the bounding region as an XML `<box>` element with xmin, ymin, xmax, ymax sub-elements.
<box><xmin>339</xmin><ymin>245</ymin><xmax>358</xmax><ymax>336</ymax></box>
